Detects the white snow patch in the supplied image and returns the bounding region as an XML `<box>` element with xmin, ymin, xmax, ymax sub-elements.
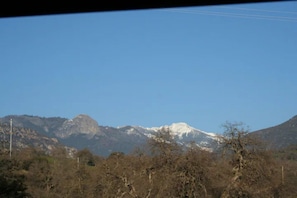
<box><xmin>146</xmin><ymin>122</ymin><xmax>217</xmax><ymax>139</ymax></box>
<box><xmin>127</xmin><ymin>128</ymin><xmax>136</xmax><ymax>135</ymax></box>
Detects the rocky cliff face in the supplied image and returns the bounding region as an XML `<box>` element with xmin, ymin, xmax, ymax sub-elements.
<box><xmin>55</xmin><ymin>114</ymin><xmax>104</xmax><ymax>138</ymax></box>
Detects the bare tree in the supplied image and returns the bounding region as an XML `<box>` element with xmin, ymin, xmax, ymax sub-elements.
<box><xmin>220</xmin><ymin>122</ymin><xmax>276</xmax><ymax>198</ymax></box>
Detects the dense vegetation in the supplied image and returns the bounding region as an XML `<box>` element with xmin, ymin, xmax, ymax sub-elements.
<box><xmin>0</xmin><ymin>123</ymin><xmax>297</xmax><ymax>198</ymax></box>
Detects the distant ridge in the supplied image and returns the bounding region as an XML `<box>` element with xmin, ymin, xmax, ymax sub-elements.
<box><xmin>0</xmin><ymin>115</ymin><xmax>67</xmax><ymax>137</ymax></box>
<box><xmin>0</xmin><ymin>121</ymin><xmax>76</xmax><ymax>156</ymax></box>
<box><xmin>251</xmin><ymin>115</ymin><xmax>297</xmax><ymax>149</ymax></box>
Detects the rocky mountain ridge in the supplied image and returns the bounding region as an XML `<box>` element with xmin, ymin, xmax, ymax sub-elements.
<box><xmin>251</xmin><ymin>115</ymin><xmax>297</xmax><ymax>149</ymax></box>
<box><xmin>0</xmin><ymin>114</ymin><xmax>220</xmax><ymax>156</ymax></box>
<box><xmin>0</xmin><ymin>121</ymin><xmax>76</xmax><ymax>156</ymax></box>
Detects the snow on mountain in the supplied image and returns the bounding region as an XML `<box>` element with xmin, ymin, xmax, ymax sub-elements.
<box><xmin>117</xmin><ymin>126</ymin><xmax>146</xmax><ymax>137</ymax></box>
<box><xmin>116</xmin><ymin>122</ymin><xmax>219</xmax><ymax>141</ymax></box>
<box><xmin>117</xmin><ymin>122</ymin><xmax>221</xmax><ymax>152</ymax></box>
<box><xmin>146</xmin><ymin>122</ymin><xmax>217</xmax><ymax>140</ymax></box>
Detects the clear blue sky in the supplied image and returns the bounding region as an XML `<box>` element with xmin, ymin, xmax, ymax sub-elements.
<box><xmin>1</xmin><ymin>1</ymin><xmax>297</xmax><ymax>133</ymax></box>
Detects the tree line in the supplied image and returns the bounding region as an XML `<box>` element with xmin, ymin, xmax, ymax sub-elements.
<box><xmin>0</xmin><ymin>122</ymin><xmax>297</xmax><ymax>197</ymax></box>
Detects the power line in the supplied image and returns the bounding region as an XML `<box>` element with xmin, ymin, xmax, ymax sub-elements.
<box><xmin>163</xmin><ymin>8</ymin><xmax>297</xmax><ymax>22</ymax></box>
<box><xmin>219</xmin><ymin>5</ymin><xmax>297</xmax><ymax>15</ymax></box>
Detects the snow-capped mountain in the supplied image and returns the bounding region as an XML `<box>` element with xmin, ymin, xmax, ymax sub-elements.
<box><xmin>147</xmin><ymin>122</ymin><xmax>217</xmax><ymax>138</ymax></box>
<box><xmin>124</xmin><ymin>122</ymin><xmax>220</xmax><ymax>151</ymax></box>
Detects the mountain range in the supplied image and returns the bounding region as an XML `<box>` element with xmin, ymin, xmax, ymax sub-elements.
<box><xmin>0</xmin><ymin>114</ymin><xmax>296</xmax><ymax>156</ymax></box>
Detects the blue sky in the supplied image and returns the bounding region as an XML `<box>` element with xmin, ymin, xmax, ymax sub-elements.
<box><xmin>0</xmin><ymin>1</ymin><xmax>297</xmax><ymax>133</ymax></box>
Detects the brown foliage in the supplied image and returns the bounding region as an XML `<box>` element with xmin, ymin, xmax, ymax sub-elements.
<box><xmin>0</xmin><ymin>125</ymin><xmax>296</xmax><ymax>197</ymax></box>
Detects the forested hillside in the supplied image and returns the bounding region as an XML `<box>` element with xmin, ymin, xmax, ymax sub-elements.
<box><xmin>0</xmin><ymin>123</ymin><xmax>297</xmax><ymax>197</ymax></box>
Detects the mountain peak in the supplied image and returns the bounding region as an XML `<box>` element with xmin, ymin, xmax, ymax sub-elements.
<box><xmin>56</xmin><ymin>114</ymin><xmax>102</xmax><ymax>138</ymax></box>
<box><xmin>147</xmin><ymin>122</ymin><xmax>206</xmax><ymax>138</ymax></box>
<box><xmin>163</xmin><ymin>122</ymin><xmax>217</xmax><ymax>138</ymax></box>
<box><xmin>169</xmin><ymin>122</ymin><xmax>193</xmax><ymax>133</ymax></box>
<box><xmin>73</xmin><ymin>114</ymin><xmax>94</xmax><ymax>120</ymax></box>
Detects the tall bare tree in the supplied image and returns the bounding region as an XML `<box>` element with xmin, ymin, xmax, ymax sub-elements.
<box><xmin>220</xmin><ymin>122</ymin><xmax>277</xmax><ymax>198</ymax></box>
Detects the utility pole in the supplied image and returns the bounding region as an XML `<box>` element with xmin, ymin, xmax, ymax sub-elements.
<box><xmin>281</xmin><ymin>165</ymin><xmax>284</xmax><ymax>185</ymax></box>
<box><xmin>0</xmin><ymin>130</ymin><xmax>5</xmax><ymax>149</ymax></box>
<box><xmin>9</xmin><ymin>118</ymin><xmax>12</xmax><ymax>159</ymax></box>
